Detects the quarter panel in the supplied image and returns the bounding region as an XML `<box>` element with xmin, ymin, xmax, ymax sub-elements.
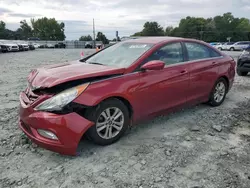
<box><xmin>73</xmin><ymin>73</ymin><xmax>141</xmax><ymax>120</ymax></box>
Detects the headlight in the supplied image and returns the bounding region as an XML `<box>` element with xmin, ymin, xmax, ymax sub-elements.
<box><xmin>35</xmin><ymin>83</ymin><xmax>89</xmax><ymax>111</ymax></box>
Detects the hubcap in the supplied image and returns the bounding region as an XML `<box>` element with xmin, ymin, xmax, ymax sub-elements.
<box><xmin>214</xmin><ymin>82</ymin><xmax>226</xmax><ymax>103</ymax></box>
<box><xmin>96</xmin><ymin>107</ymin><xmax>124</xmax><ymax>139</ymax></box>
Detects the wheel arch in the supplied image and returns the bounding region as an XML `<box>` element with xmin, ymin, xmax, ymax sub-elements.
<box><xmin>219</xmin><ymin>75</ymin><xmax>229</xmax><ymax>93</ymax></box>
<box><xmin>96</xmin><ymin>96</ymin><xmax>134</xmax><ymax>119</ymax></box>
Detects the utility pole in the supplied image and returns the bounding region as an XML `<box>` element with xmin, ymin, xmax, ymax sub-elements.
<box><xmin>93</xmin><ymin>18</ymin><xmax>96</xmax><ymax>48</ymax></box>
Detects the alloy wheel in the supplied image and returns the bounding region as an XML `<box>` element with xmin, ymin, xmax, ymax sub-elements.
<box><xmin>96</xmin><ymin>107</ymin><xmax>124</xmax><ymax>139</ymax></box>
<box><xmin>214</xmin><ymin>81</ymin><xmax>226</xmax><ymax>103</ymax></box>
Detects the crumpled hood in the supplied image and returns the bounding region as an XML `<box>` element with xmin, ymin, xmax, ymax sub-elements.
<box><xmin>28</xmin><ymin>61</ymin><xmax>125</xmax><ymax>89</ymax></box>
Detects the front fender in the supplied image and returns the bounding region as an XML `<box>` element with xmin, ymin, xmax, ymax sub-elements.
<box><xmin>73</xmin><ymin>76</ymin><xmax>139</xmax><ymax>107</ymax></box>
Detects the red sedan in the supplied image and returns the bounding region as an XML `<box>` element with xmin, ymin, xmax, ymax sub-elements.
<box><xmin>19</xmin><ymin>37</ymin><xmax>236</xmax><ymax>155</ymax></box>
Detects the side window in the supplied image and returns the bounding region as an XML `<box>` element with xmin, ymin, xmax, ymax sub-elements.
<box><xmin>185</xmin><ymin>42</ymin><xmax>211</xmax><ymax>61</ymax></box>
<box><xmin>146</xmin><ymin>42</ymin><xmax>184</xmax><ymax>66</ymax></box>
<box><xmin>210</xmin><ymin>48</ymin><xmax>222</xmax><ymax>58</ymax></box>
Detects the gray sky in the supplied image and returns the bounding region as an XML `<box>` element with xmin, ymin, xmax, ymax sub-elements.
<box><xmin>0</xmin><ymin>0</ymin><xmax>250</xmax><ymax>40</ymax></box>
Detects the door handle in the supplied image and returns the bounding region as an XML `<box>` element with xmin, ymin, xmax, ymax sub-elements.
<box><xmin>180</xmin><ymin>70</ymin><xmax>187</xmax><ymax>74</ymax></box>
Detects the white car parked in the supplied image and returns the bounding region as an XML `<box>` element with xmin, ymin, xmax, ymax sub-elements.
<box><xmin>210</xmin><ymin>42</ymin><xmax>223</xmax><ymax>50</ymax></box>
<box><xmin>16</xmin><ymin>42</ymin><xmax>29</xmax><ymax>51</ymax></box>
<box><xmin>221</xmin><ymin>42</ymin><xmax>235</xmax><ymax>51</ymax></box>
<box><xmin>0</xmin><ymin>41</ymin><xmax>19</xmax><ymax>52</ymax></box>
<box><xmin>20</xmin><ymin>43</ymin><xmax>29</xmax><ymax>51</ymax></box>
<box><xmin>32</xmin><ymin>43</ymin><xmax>41</xmax><ymax>48</ymax></box>
<box><xmin>227</xmin><ymin>41</ymin><xmax>250</xmax><ymax>51</ymax></box>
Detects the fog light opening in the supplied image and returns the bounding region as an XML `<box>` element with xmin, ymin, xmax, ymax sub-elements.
<box><xmin>37</xmin><ymin>129</ymin><xmax>58</xmax><ymax>140</ymax></box>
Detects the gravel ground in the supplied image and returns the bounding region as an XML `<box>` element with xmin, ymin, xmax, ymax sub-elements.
<box><xmin>0</xmin><ymin>49</ymin><xmax>250</xmax><ymax>188</ymax></box>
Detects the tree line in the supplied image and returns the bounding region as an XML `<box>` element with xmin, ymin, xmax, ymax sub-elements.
<box><xmin>0</xmin><ymin>17</ymin><xmax>66</xmax><ymax>41</ymax></box>
<box><xmin>132</xmin><ymin>12</ymin><xmax>250</xmax><ymax>42</ymax></box>
<box><xmin>79</xmin><ymin>32</ymin><xmax>111</xmax><ymax>44</ymax></box>
<box><xmin>1</xmin><ymin>12</ymin><xmax>249</xmax><ymax>43</ymax></box>
<box><xmin>0</xmin><ymin>17</ymin><xmax>111</xmax><ymax>44</ymax></box>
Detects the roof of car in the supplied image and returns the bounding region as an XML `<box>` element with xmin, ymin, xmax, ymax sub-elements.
<box><xmin>124</xmin><ymin>36</ymin><xmax>186</xmax><ymax>44</ymax></box>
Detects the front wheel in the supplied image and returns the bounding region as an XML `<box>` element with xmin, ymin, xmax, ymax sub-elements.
<box><xmin>209</xmin><ymin>78</ymin><xmax>228</xmax><ymax>107</ymax></box>
<box><xmin>86</xmin><ymin>98</ymin><xmax>130</xmax><ymax>145</ymax></box>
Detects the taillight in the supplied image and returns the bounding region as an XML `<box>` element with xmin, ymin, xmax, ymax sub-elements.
<box><xmin>230</xmin><ymin>60</ymin><xmax>236</xmax><ymax>77</ymax></box>
<box><xmin>231</xmin><ymin>60</ymin><xmax>236</xmax><ymax>69</ymax></box>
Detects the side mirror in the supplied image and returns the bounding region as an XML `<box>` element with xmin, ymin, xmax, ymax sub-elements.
<box><xmin>141</xmin><ymin>60</ymin><xmax>165</xmax><ymax>71</ymax></box>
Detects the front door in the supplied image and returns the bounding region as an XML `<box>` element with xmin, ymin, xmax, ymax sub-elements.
<box><xmin>133</xmin><ymin>42</ymin><xmax>190</xmax><ymax>119</ymax></box>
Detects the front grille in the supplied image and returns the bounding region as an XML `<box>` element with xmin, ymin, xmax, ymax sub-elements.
<box><xmin>25</xmin><ymin>87</ymin><xmax>39</xmax><ymax>104</ymax></box>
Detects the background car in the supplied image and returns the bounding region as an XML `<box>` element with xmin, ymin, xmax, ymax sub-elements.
<box><xmin>47</xmin><ymin>43</ymin><xmax>54</xmax><ymax>48</ymax></box>
<box><xmin>19</xmin><ymin>37</ymin><xmax>236</xmax><ymax>155</ymax></box>
<box><xmin>54</xmin><ymin>42</ymin><xmax>66</xmax><ymax>48</ymax></box>
<box><xmin>85</xmin><ymin>43</ymin><xmax>93</xmax><ymax>49</ymax></box>
<box><xmin>16</xmin><ymin>43</ymin><xmax>24</xmax><ymax>51</ymax></box>
<box><xmin>33</xmin><ymin>43</ymin><xmax>41</xmax><ymax>48</ymax></box>
<box><xmin>216</xmin><ymin>42</ymin><xmax>225</xmax><ymax>50</ymax></box>
<box><xmin>38</xmin><ymin>44</ymin><xmax>48</xmax><ymax>48</ymax></box>
<box><xmin>237</xmin><ymin>45</ymin><xmax>250</xmax><ymax>76</ymax></box>
<box><xmin>29</xmin><ymin>44</ymin><xmax>36</xmax><ymax>50</ymax></box>
<box><xmin>0</xmin><ymin>41</ymin><xmax>19</xmax><ymax>52</ymax></box>
<box><xmin>21</xmin><ymin>43</ymin><xmax>29</xmax><ymax>51</ymax></box>
<box><xmin>0</xmin><ymin>42</ymin><xmax>9</xmax><ymax>52</ymax></box>
<box><xmin>228</xmin><ymin>41</ymin><xmax>250</xmax><ymax>51</ymax></box>
<box><xmin>209</xmin><ymin>42</ymin><xmax>223</xmax><ymax>50</ymax></box>
<box><xmin>221</xmin><ymin>42</ymin><xmax>235</xmax><ymax>51</ymax></box>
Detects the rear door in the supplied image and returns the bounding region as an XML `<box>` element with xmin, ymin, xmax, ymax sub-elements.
<box><xmin>183</xmin><ymin>41</ymin><xmax>223</xmax><ymax>104</ymax></box>
<box><xmin>133</xmin><ymin>42</ymin><xmax>190</xmax><ymax>118</ymax></box>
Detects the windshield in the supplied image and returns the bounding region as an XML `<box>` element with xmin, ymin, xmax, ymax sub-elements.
<box><xmin>85</xmin><ymin>42</ymin><xmax>154</xmax><ymax>68</ymax></box>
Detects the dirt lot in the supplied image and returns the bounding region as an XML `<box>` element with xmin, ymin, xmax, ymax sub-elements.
<box><xmin>0</xmin><ymin>49</ymin><xmax>250</xmax><ymax>188</ymax></box>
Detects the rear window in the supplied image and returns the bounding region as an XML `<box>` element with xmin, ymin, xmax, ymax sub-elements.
<box><xmin>185</xmin><ymin>42</ymin><xmax>221</xmax><ymax>60</ymax></box>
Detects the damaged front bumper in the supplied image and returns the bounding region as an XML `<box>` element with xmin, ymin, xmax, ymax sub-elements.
<box><xmin>19</xmin><ymin>91</ymin><xmax>94</xmax><ymax>156</ymax></box>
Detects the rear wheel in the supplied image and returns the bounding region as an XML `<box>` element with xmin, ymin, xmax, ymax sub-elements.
<box><xmin>230</xmin><ymin>47</ymin><xmax>235</xmax><ymax>51</ymax></box>
<box><xmin>85</xmin><ymin>98</ymin><xmax>130</xmax><ymax>145</ymax></box>
<box><xmin>237</xmin><ymin>69</ymin><xmax>248</xmax><ymax>76</ymax></box>
<box><xmin>209</xmin><ymin>78</ymin><xmax>228</xmax><ymax>107</ymax></box>
<box><xmin>218</xmin><ymin>47</ymin><xmax>222</xmax><ymax>50</ymax></box>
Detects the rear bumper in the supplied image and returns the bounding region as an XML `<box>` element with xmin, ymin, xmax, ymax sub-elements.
<box><xmin>19</xmin><ymin>92</ymin><xmax>94</xmax><ymax>155</ymax></box>
<box><xmin>237</xmin><ymin>59</ymin><xmax>250</xmax><ymax>72</ymax></box>
<box><xmin>237</xmin><ymin>67</ymin><xmax>250</xmax><ymax>72</ymax></box>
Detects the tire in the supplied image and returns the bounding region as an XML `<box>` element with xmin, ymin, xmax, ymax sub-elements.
<box><xmin>237</xmin><ymin>69</ymin><xmax>248</xmax><ymax>76</ymax></box>
<box><xmin>209</xmin><ymin>78</ymin><xmax>228</xmax><ymax>107</ymax></box>
<box><xmin>218</xmin><ymin>47</ymin><xmax>222</xmax><ymax>50</ymax></box>
<box><xmin>230</xmin><ymin>47</ymin><xmax>235</xmax><ymax>51</ymax></box>
<box><xmin>85</xmin><ymin>98</ymin><xmax>130</xmax><ymax>145</ymax></box>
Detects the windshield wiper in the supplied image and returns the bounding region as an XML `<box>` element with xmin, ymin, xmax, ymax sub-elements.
<box><xmin>87</xmin><ymin>62</ymin><xmax>104</xmax><ymax>65</ymax></box>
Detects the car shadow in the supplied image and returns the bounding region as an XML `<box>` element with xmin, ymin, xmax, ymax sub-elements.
<box><xmin>73</xmin><ymin>103</ymin><xmax>213</xmax><ymax>158</ymax></box>
<box><xmin>46</xmin><ymin>94</ymin><xmax>238</xmax><ymax>162</ymax></box>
